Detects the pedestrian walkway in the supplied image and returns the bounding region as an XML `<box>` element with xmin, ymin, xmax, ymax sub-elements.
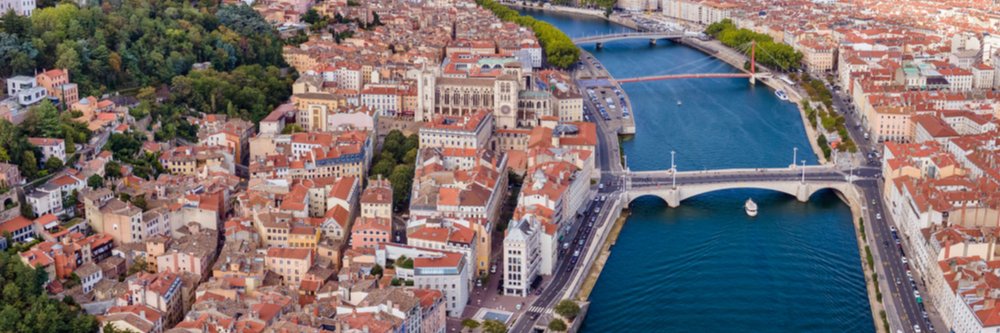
<box><xmin>527</xmin><ymin>306</ymin><xmax>553</xmax><ymax>314</ymax></box>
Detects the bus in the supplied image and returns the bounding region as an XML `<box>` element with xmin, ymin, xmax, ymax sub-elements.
<box><xmin>779</xmin><ymin>75</ymin><xmax>796</xmax><ymax>86</ymax></box>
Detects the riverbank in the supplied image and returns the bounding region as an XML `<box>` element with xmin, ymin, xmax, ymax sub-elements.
<box><xmin>505</xmin><ymin>2</ymin><xmax>639</xmax><ymax>30</ymax></box>
<box><xmin>575</xmin><ymin>207</ymin><xmax>629</xmax><ymax>301</ymax></box>
<box><xmin>843</xmin><ymin>187</ymin><xmax>889</xmax><ymax>333</ymax></box>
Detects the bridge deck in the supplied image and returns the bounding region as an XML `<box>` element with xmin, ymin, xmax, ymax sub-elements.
<box><xmin>617</xmin><ymin>73</ymin><xmax>752</xmax><ymax>83</ymax></box>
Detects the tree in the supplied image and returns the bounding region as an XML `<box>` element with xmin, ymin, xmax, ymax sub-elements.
<box><xmin>371</xmin><ymin>159</ymin><xmax>395</xmax><ymax>179</ymax></box>
<box><xmin>44</xmin><ymin>156</ymin><xmax>63</xmax><ymax>173</ymax></box>
<box><xmin>20</xmin><ymin>150</ymin><xmax>38</xmax><ymax>180</ymax></box>
<box><xmin>370</xmin><ymin>264</ymin><xmax>383</xmax><ymax>277</ymax></box>
<box><xmin>555</xmin><ymin>300</ymin><xmax>580</xmax><ymax>321</ymax></box>
<box><xmin>482</xmin><ymin>320</ymin><xmax>507</xmax><ymax>333</ymax></box>
<box><xmin>0</xmin><ymin>250</ymin><xmax>98</xmax><ymax>333</ymax></box>
<box><xmin>104</xmin><ymin>160</ymin><xmax>122</xmax><ymax>178</ymax></box>
<box><xmin>103</xmin><ymin>323</ymin><xmax>135</xmax><ymax>333</ymax></box>
<box><xmin>132</xmin><ymin>195</ymin><xmax>148</xmax><ymax>212</ymax></box>
<box><xmin>461</xmin><ymin>319</ymin><xmax>480</xmax><ymax>330</ymax></box>
<box><xmin>64</xmin><ymin>189</ymin><xmax>79</xmax><ymax>208</ymax></box>
<box><xmin>282</xmin><ymin>124</ymin><xmax>304</xmax><ymax>134</ymax></box>
<box><xmin>301</xmin><ymin>9</ymin><xmax>320</xmax><ymax>24</ymax></box>
<box><xmin>389</xmin><ymin>164</ymin><xmax>414</xmax><ymax>210</ymax></box>
<box><xmin>548</xmin><ymin>318</ymin><xmax>568</xmax><ymax>331</ymax></box>
<box><xmin>87</xmin><ymin>174</ymin><xmax>104</xmax><ymax>189</ymax></box>
<box><xmin>19</xmin><ymin>202</ymin><xmax>35</xmax><ymax>219</ymax></box>
<box><xmin>127</xmin><ymin>257</ymin><xmax>148</xmax><ymax>276</ymax></box>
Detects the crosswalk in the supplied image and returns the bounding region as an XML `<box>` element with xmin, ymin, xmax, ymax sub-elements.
<box><xmin>527</xmin><ymin>306</ymin><xmax>553</xmax><ymax>314</ymax></box>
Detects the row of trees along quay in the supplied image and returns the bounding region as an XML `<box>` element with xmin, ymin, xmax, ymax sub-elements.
<box><xmin>796</xmin><ymin>74</ymin><xmax>858</xmax><ymax>158</ymax></box>
<box><xmin>704</xmin><ymin>19</ymin><xmax>803</xmax><ymax>71</ymax></box>
<box><xmin>476</xmin><ymin>0</ymin><xmax>580</xmax><ymax>69</ymax></box>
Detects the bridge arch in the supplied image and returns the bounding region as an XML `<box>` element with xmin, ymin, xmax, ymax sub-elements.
<box><xmin>626</xmin><ymin>182</ymin><xmax>853</xmax><ymax>208</ymax></box>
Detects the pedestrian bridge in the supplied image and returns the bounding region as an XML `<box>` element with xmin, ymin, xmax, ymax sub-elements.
<box><xmin>572</xmin><ymin>31</ymin><xmax>685</xmax><ymax>45</ymax></box>
<box><xmin>623</xmin><ymin>166</ymin><xmax>858</xmax><ymax>207</ymax></box>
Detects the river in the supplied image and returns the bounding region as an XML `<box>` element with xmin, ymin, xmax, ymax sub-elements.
<box><xmin>520</xmin><ymin>9</ymin><xmax>875</xmax><ymax>332</ymax></box>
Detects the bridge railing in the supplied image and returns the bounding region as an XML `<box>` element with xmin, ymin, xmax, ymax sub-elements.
<box><xmin>626</xmin><ymin>165</ymin><xmax>835</xmax><ymax>177</ymax></box>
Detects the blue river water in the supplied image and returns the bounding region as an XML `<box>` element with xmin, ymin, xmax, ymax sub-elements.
<box><xmin>520</xmin><ymin>9</ymin><xmax>875</xmax><ymax>332</ymax></box>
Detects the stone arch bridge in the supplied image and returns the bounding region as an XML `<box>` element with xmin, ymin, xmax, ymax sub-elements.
<box><xmin>623</xmin><ymin>166</ymin><xmax>858</xmax><ymax>208</ymax></box>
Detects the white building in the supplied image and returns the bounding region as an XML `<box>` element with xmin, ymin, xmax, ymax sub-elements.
<box><xmin>6</xmin><ymin>76</ymin><xmax>47</xmax><ymax>106</ymax></box>
<box><xmin>503</xmin><ymin>215</ymin><xmax>540</xmax><ymax>297</ymax></box>
<box><xmin>27</xmin><ymin>184</ymin><xmax>63</xmax><ymax>217</ymax></box>
<box><xmin>971</xmin><ymin>64</ymin><xmax>994</xmax><ymax>89</ymax></box>
<box><xmin>76</xmin><ymin>261</ymin><xmax>103</xmax><ymax>293</ymax></box>
<box><xmin>413</xmin><ymin>251</ymin><xmax>470</xmax><ymax>317</ymax></box>
<box><xmin>27</xmin><ymin>137</ymin><xmax>66</xmax><ymax>163</ymax></box>
<box><xmin>0</xmin><ymin>0</ymin><xmax>35</xmax><ymax>16</ymax></box>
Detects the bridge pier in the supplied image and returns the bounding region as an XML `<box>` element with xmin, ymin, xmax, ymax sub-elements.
<box><xmin>595</xmin><ymin>42</ymin><xmax>603</xmax><ymax>50</ymax></box>
<box><xmin>749</xmin><ymin>75</ymin><xmax>756</xmax><ymax>86</ymax></box>
<box><xmin>649</xmin><ymin>39</ymin><xmax>657</xmax><ymax>46</ymax></box>
<box><xmin>795</xmin><ymin>183</ymin><xmax>810</xmax><ymax>203</ymax></box>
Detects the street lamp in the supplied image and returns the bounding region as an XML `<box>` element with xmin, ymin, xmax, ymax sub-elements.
<box><xmin>671</xmin><ymin>150</ymin><xmax>676</xmax><ymax>189</ymax></box>
<box><xmin>792</xmin><ymin>147</ymin><xmax>798</xmax><ymax>168</ymax></box>
<box><xmin>800</xmin><ymin>160</ymin><xmax>806</xmax><ymax>183</ymax></box>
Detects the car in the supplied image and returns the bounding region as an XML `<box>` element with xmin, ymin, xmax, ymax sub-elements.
<box><xmin>914</xmin><ymin>325</ymin><xmax>921</xmax><ymax>333</ymax></box>
<box><xmin>563</xmin><ymin>242</ymin><xmax>570</xmax><ymax>250</ymax></box>
<box><xmin>594</xmin><ymin>207</ymin><xmax>601</xmax><ymax>214</ymax></box>
<box><xmin>490</xmin><ymin>265</ymin><xmax>497</xmax><ymax>274</ymax></box>
<box><xmin>907</xmin><ymin>271</ymin><xmax>913</xmax><ymax>278</ymax></box>
<box><xmin>876</xmin><ymin>213</ymin><xmax>882</xmax><ymax>220</ymax></box>
<box><xmin>476</xmin><ymin>279</ymin><xmax>482</xmax><ymax>288</ymax></box>
<box><xmin>902</xmin><ymin>257</ymin><xmax>908</xmax><ymax>264</ymax></box>
<box><xmin>872</xmin><ymin>199</ymin><xmax>877</xmax><ymax>205</ymax></box>
<box><xmin>914</xmin><ymin>290</ymin><xmax>921</xmax><ymax>298</ymax></box>
<box><xmin>578</xmin><ymin>239</ymin><xmax>585</xmax><ymax>246</ymax></box>
<box><xmin>890</xmin><ymin>226</ymin><xmax>896</xmax><ymax>232</ymax></box>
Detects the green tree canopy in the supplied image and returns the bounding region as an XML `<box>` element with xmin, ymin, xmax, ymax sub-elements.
<box><xmin>0</xmin><ymin>251</ymin><xmax>98</xmax><ymax>332</ymax></box>
<box><xmin>482</xmin><ymin>319</ymin><xmax>507</xmax><ymax>333</ymax></box>
<box><xmin>548</xmin><ymin>318</ymin><xmax>568</xmax><ymax>331</ymax></box>
<box><xmin>476</xmin><ymin>0</ymin><xmax>579</xmax><ymax>69</ymax></box>
<box><xmin>461</xmin><ymin>319</ymin><xmax>480</xmax><ymax>329</ymax></box>
<box><xmin>555</xmin><ymin>300</ymin><xmax>581</xmax><ymax>321</ymax></box>
<box><xmin>705</xmin><ymin>19</ymin><xmax>803</xmax><ymax>71</ymax></box>
<box><xmin>87</xmin><ymin>174</ymin><xmax>103</xmax><ymax>189</ymax></box>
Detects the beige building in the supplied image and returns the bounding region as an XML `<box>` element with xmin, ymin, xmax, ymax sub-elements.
<box><xmin>361</xmin><ymin>177</ymin><xmax>393</xmax><ymax>219</ymax></box>
<box><xmin>868</xmin><ymin>105</ymin><xmax>914</xmax><ymax>143</ymax></box>
<box><xmin>799</xmin><ymin>39</ymin><xmax>835</xmax><ymax>75</ymax></box>
<box><xmin>265</xmin><ymin>247</ymin><xmax>313</xmax><ymax>285</ymax></box>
